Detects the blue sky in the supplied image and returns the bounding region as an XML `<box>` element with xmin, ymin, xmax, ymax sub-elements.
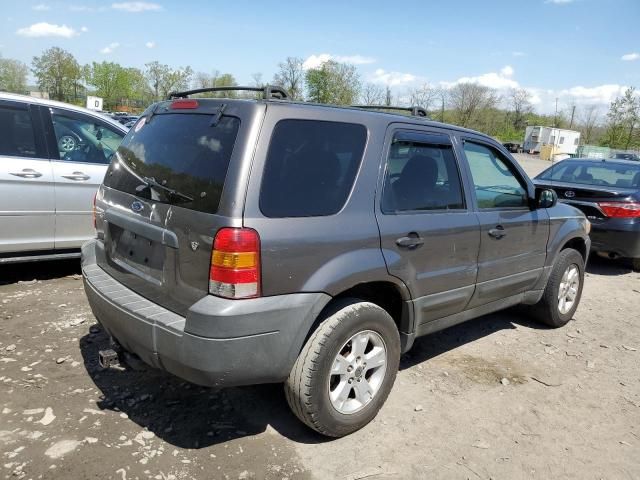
<box><xmin>1</xmin><ymin>0</ymin><xmax>639</xmax><ymax>113</ymax></box>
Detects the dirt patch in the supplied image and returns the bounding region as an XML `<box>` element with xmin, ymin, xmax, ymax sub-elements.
<box><xmin>1</xmin><ymin>255</ymin><xmax>640</xmax><ymax>479</ymax></box>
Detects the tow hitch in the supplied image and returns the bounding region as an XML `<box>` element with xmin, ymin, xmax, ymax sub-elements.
<box><xmin>98</xmin><ymin>348</ymin><xmax>120</xmax><ymax>369</ymax></box>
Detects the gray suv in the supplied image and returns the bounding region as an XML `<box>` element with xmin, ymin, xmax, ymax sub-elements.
<box><xmin>82</xmin><ymin>86</ymin><xmax>591</xmax><ymax>437</ymax></box>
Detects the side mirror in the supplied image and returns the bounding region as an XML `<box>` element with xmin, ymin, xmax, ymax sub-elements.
<box><xmin>537</xmin><ymin>188</ymin><xmax>557</xmax><ymax>209</ymax></box>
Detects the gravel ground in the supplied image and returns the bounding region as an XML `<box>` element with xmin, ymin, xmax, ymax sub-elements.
<box><xmin>1</xmin><ymin>155</ymin><xmax>639</xmax><ymax>480</ymax></box>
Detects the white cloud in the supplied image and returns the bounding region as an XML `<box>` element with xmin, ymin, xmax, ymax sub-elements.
<box><xmin>621</xmin><ymin>52</ymin><xmax>639</xmax><ymax>61</ymax></box>
<box><xmin>558</xmin><ymin>84</ymin><xmax>627</xmax><ymax>104</ymax></box>
<box><xmin>370</xmin><ymin>68</ymin><xmax>418</xmax><ymax>87</ymax></box>
<box><xmin>545</xmin><ymin>0</ymin><xmax>575</xmax><ymax>4</ymax></box>
<box><xmin>17</xmin><ymin>22</ymin><xmax>78</xmax><ymax>38</ymax></box>
<box><xmin>451</xmin><ymin>65</ymin><xmax>519</xmax><ymax>90</ymax></box>
<box><xmin>69</xmin><ymin>5</ymin><xmax>106</xmax><ymax>11</ymax></box>
<box><xmin>100</xmin><ymin>42</ymin><xmax>120</xmax><ymax>54</ymax></box>
<box><xmin>32</xmin><ymin>3</ymin><xmax>50</xmax><ymax>10</ymax></box>
<box><xmin>145</xmin><ymin>41</ymin><xmax>155</xmax><ymax>48</ymax></box>
<box><xmin>334</xmin><ymin>55</ymin><xmax>376</xmax><ymax>65</ymax></box>
<box><xmin>111</xmin><ymin>2</ymin><xmax>162</xmax><ymax>12</ymax></box>
<box><xmin>302</xmin><ymin>53</ymin><xmax>376</xmax><ymax>70</ymax></box>
<box><xmin>80</xmin><ymin>26</ymin><xmax>88</xmax><ymax>32</ymax></box>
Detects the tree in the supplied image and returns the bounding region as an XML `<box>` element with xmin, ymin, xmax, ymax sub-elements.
<box><xmin>83</xmin><ymin>61</ymin><xmax>130</xmax><ymax>109</ymax></box>
<box><xmin>604</xmin><ymin>87</ymin><xmax>639</xmax><ymax>149</ymax></box>
<box><xmin>508</xmin><ymin>88</ymin><xmax>532</xmax><ymax>131</ymax></box>
<box><xmin>32</xmin><ymin>47</ymin><xmax>81</xmax><ymax>101</ymax></box>
<box><xmin>0</xmin><ymin>56</ymin><xmax>29</xmax><ymax>94</ymax></box>
<box><xmin>144</xmin><ymin>61</ymin><xmax>193</xmax><ymax>100</ymax></box>
<box><xmin>360</xmin><ymin>83</ymin><xmax>385</xmax><ymax>105</ymax></box>
<box><xmin>407</xmin><ymin>83</ymin><xmax>438</xmax><ymax>111</ymax></box>
<box><xmin>448</xmin><ymin>82</ymin><xmax>499</xmax><ymax>128</ymax></box>
<box><xmin>578</xmin><ymin>105</ymin><xmax>599</xmax><ymax>145</ymax></box>
<box><xmin>273</xmin><ymin>57</ymin><xmax>305</xmax><ymax>100</ymax></box>
<box><xmin>305</xmin><ymin>60</ymin><xmax>360</xmax><ymax>105</ymax></box>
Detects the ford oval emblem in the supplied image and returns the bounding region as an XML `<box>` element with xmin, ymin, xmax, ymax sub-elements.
<box><xmin>130</xmin><ymin>201</ymin><xmax>144</xmax><ymax>212</ymax></box>
<box><xmin>564</xmin><ymin>191</ymin><xmax>576</xmax><ymax>198</ymax></box>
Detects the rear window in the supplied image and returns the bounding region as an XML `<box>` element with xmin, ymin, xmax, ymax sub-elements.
<box><xmin>259</xmin><ymin>119</ymin><xmax>367</xmax><ymax>217</ymax></box>
<box><xmin>538</xmin><ymin>161</ymin><xmax>640</xmax><ymax>188</ymax></box>
<box><xmin>104</xmin><ymin>113</ymin><xmax>240</xmax><ymax>214</ymax></box>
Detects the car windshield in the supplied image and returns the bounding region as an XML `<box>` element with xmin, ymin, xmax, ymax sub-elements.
<box><xmin>537</xmin><ymin>160</ymin><xmax>640</xmax><ymax>188</ymax></box>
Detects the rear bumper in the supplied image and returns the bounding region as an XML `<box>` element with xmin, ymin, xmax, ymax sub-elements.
<box><xmin>590</xmin><ymin>223</ymin><xmax>640</xmax><ymax>259</ymax></box>
<box><xmin>81</xmin><ymin>240</ymin><xmax>331</xmax><ymax>387</ymax></box>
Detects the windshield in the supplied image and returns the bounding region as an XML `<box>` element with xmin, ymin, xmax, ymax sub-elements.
<box><xmin>537</xmin><ymin>160</ymin><xmax>640</xmax><ymax>188</ymax></box>
<box><xmin>104</xmin><ymin>113</ymin><xmax>240</xmax><ymax>214</ymax></box>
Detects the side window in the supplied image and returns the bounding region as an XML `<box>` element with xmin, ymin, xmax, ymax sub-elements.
<box><xmin>51</xmin><ymin>110</ymin><xmax>124</xmax><ymax>164</ymax></box>
<box><xmin>260</xmin><ymin>120</ymin><xmax>367</xmax><ymax>218</ymax></box>
<box><xmin>463</xmin><ymin>141</ymin><xmax>528</xmax><ymax>209</ymax></box>
<box><xmin>382</xmin><ymin>134</ymin><xmax>465</xmax><ymax>213</ymax></box>
<box><xmin>0</xmin><ymin>105</ymin><xmax>37</xmax><ymax>158</ymax></box>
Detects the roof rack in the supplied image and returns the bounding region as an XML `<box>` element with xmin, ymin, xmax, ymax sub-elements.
<box><xmin>167</xmin><ymin>85</ymin><xmax>289</xmax><ymax>100</ymax></box>
<box><xmin>350</xmin><ymin>105</ymin><xmax>429</xmax><ymax>118</ymax></box>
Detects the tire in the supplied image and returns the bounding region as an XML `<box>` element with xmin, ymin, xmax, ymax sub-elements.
<box><xmin>531</xmin><ymin>248</ymin><xmax>585</xmax><ymax>328</ymax></box>
<box><xmin>632</xmin><ymin>258</ymin><xmax>640</xmax><ymax>272</ymax></box>
<box><xmin>58</xmin><ymin>135</ymin><xmax>77</xmax><ymax>152</ymax></box>
<box><xmin>285</xmin><ymin>299</ymin><xmax>401</xmax><ymax>437</ymax></box>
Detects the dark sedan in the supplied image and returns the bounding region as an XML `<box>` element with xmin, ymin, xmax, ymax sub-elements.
<box><xmin>535</xmin><ymin>158</ymin><xmax>640</xmax><ymax>270</ymax></box>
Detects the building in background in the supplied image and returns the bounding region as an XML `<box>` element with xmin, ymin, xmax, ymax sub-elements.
<box><xmin>524</xmin><ymin>126</ymin><xmax>581</xmax><ymax>156</ymax></box>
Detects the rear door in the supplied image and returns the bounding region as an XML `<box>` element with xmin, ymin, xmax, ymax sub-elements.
<box><xmin>376</xmin><ymin>127</ymin><xmax>480</xmax><ymax>325</ymax></box>
<box><xmin>459</xmin><ymin>138</ymin><xmax>549</xmax><ymax>308</ymax></box>
<box><xmin>0</xmin><ymin>99</ymin><xmax>55</xmax><ymax>253</ymax></box>
<box><xmin>41</xmin><ymin>106</ymin><xmax>126</xmax><ymax>249</ymax></box>
<box><xmin>95</xmin><ymin>100</ymin><xmax>260</xmax><ymax>316</ymax></box>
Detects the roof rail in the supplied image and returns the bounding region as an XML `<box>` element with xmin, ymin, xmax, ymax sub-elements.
<box><xmin>350</xmin><ymin>104</ymin><xmax>429</xmax><ymax>118</ymax></box>
<box><xmin>167</xmin><ymin>85</ymin><xmax>289</xmax><ymax>100</ymax></box>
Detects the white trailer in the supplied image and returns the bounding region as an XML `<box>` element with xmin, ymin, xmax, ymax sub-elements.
<box><xmin>524</xmin><ymin>126</ymin><xmax>581</xmax><ymax>155</ymax></box>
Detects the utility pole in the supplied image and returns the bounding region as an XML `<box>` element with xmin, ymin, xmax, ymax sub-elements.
<box><xmin>554</xmin><ymin>97</ymin><xmax>558</xmax><ymax>127</ymax></box>
<box><xmin>569</xmin><ymin>105</ymin><xmax>576</xmax><ymax>129</ymax></box>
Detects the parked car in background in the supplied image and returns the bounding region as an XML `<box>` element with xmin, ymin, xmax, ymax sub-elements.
<box><xmin>611</xmin><ymin>152</ymin><xmax>640</xmax><ymax>161</ymax></box>
<box><xmin>82</xmin><ymin>86</ymin><xmax>590</xmax><ymax>438</ymax></box>
<box><xmin>535</xmin><ymin>158</ymin><xmax>640</xmax><ymax>270</ymax></box>
<box><xmin>0</xmin><ymin>92</ymin><xmax>127</xmax><ymax>263</ymax></box>
<box><xmin>502</xmin><ymin>141</ymin><xmax>523</xmax><ymax>153</ymax></box>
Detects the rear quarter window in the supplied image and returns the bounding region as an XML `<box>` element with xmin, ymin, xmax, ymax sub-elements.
<box><xmin>259</xmin><ymin>119</ymin><xmax>367</xmax><ymax>217</ymax></box>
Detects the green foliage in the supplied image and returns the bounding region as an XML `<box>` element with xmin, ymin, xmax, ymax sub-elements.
<box><xmin>0</xmin><ymin>56</ymin><xmax>29</xmax><ymax>94</ymax></box>
<box><xmin>305</xmin><ymin>60</ymin><xmax>360</xmax><ymax>105</ymax></box>
<box><xmin>604</xmin><ymin>87</ymin><xmax>639</xmax><ymax>149</ymax></box>
<box><xmin>31</xmin><ymin>47</ymin><xmax>81</xmax><ymax>101</ymax></box>
<box><xmin>144</xmin><ymin>61</ymin><xmax>193</xmax><ymax>101</ymax></box>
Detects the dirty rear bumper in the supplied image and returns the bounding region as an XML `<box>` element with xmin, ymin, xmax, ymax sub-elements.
<box><xmin>81</xmin><ymin>240</ymin><xmax>331</xmax><ymax>387</ymax></box>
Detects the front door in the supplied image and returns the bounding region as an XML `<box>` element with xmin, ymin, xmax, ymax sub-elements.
<box><xmin>459</xmin><ymin>139</ymin><xmax>549</xmax><ymax>308</ymax></box>
<box><xmin>42</xmin><ymin>107</ymin><xmax>125</xmax><ymax>249</ymax></box>
<box><xmin>0</xmin><ymin>100</ymin><xmax>55</xmax><ymax>253</ymax></box>
<box><xmin>376</xmin><ymin>128</ymin><xmax>480</xmax><ymax>327</ymax></box>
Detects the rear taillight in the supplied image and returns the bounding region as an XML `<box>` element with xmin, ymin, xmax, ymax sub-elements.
<box><xmin>209</xmin><ymin>228</ymin><xmax>261</xmax><ymax>299</ymax></box>
<box><xmin>92</xmin><ymin>192</ymin><xmax>97</xmax><ymax>229</ymax></box>
<box><xmin>170</xmin><ymin>99</ymin><xmax>199</xmax><ymax>109</ymax></box>
<box><xmin>598</xmin><ymin>202</ymin><xmax>640</xmax><ymax>218</ymax></box>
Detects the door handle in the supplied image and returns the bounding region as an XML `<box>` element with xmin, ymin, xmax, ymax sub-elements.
<box><xmin>396</xmin><ymin>234</ymin><xmax>424</xmax><ymax>249</ymax></box>
<box><xmin>61</xmin><ymin>171</ymin><xmax>90</xmax><ymax>181</ymax></box>
<box><xmin>488</xmin><ymin>225</ymin><xmax>507</xmax><ymax>239</ymax></box>
<box><xmin>10</xmin><ymin>168</ymin><xmax>42</xmax><ymax>178</ymax></box>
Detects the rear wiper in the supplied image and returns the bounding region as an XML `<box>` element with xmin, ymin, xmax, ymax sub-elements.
<box><xmin>142</xmin><ymin>176</ymin><xmax>194</xmax><ymax>203</ymax></box>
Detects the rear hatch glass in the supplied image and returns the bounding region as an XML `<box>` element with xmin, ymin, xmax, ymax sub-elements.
<box><xmin>104</xmin><ymin>113</ymin><xmax>240</xmax><ymax>214</ymax></box>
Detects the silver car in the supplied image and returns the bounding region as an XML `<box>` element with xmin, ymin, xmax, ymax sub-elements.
<box><xmin>0</xmin><ymin>92</ymin><xmax>127</xmax><ymax>262</ymax></box>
